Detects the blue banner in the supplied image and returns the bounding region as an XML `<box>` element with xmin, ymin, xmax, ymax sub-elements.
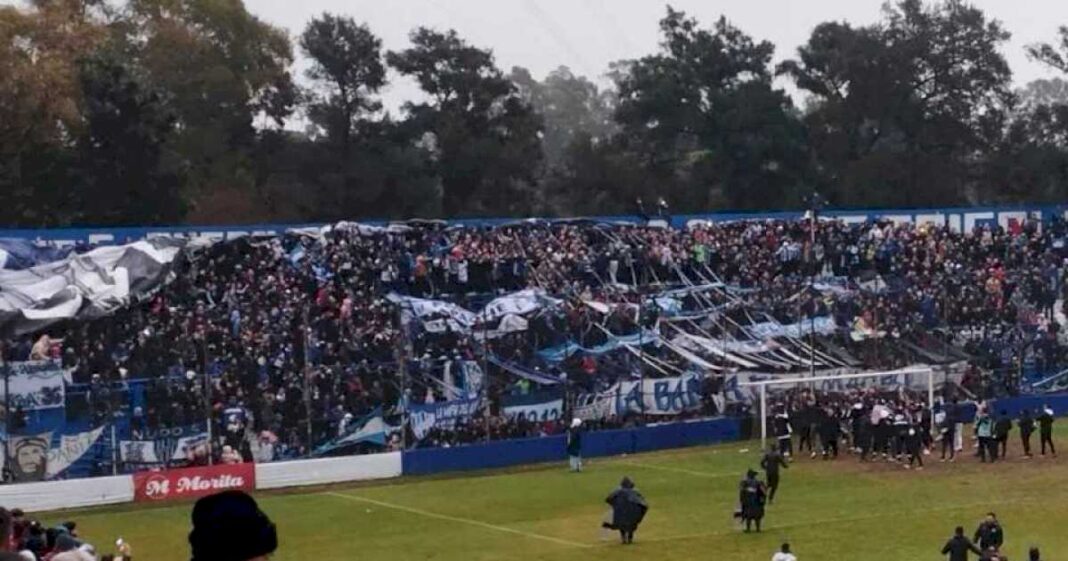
<box><xmin>409</xmin><ymin>396</ymin><xmax>484</xmax><ymax>441</ymax></box>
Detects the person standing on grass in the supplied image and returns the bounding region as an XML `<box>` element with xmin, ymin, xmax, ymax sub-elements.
<box><xmin>994</xmin><ymin>410</ymin><xmax>1013</xmax><ymax>459</ymax></box>
<box><xmin>976</xmin><ymin>413</ymin><xmax>996</xmax><ymax>463</ymax></box>
<box><xmin>566</xmin><ymin>418</ymin><xmax>584</xmax><ymax>472</ymax></box>
<box><xmin>1037</xmin><ymin>406</ymin><xmax>1056</xmax><ymax>457</ymax></box>
<box><xmin>771</xmin><ymin>542</ymin><xmax>796</xmax><ymax>561</ymax></box>
<box><xmin>603</xmin><ymin>477</ymin><xmax>648</xmax><ymax>545</ymax></box>
<box><xmin>774</xmin><ymin>410</ymin><xmax>793</xmax><ymax>458</ymax></box>
<box><xmin>942</xmin><ymin>526</ymin><xmax>982</xmax><ymax>561</ymax></box>
<box><xmin>904</xmin><ymin>424</ymin><xmax>924</xmax><ymax>470</ymax></box>
<box><xmin>974</xmin><ymin>513</ymin><xmax>1004</xmax><ymax>552</ymax></box>
<box><xmin>1019</xmin><ymin>409</ymin><xmax>1035</xmax><ymax>458</ymax></box>
<box><xmin>738</xmin><ymin>469</ymin><xmax>767</xmax><ymax>533</ymax></box>
<box><xmin>760</xmin><ymin>444</ymin><xmax>788</xmax><ymax>504</ymax></box>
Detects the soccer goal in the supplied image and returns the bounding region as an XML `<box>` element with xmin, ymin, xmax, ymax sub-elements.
<box><xmin>740</xmin><ymin>366</ymin><xmax>936</xmax><ymax>448</ymax></box>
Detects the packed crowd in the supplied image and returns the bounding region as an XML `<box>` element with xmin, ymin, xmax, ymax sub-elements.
<box><xmin>3</xmin><ymin>214</ymin><xmax>1068</xmax><ymax>465</ymax></box>
<box><xmin>0</xmin><ymin>508</ymin><xmax>132</xmax><ymax>561</ymax></box>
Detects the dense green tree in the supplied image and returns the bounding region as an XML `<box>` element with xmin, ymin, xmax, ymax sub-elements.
<box><xmin>120</xmin><ymin>0</ymin><xmax>295</xmax><ymax>203</ymax></box>
<box><xmin>388</xmin><ymin>28</ymin><xmax>543</xmax><ymax>217</ymax></box>
<box><xmin>611</xmin><ymin>8</ymin><xmax>811</xmax><ymax>211</ymax></box>
<box><xmin>780</xmin><ymin>0</ymin><xmax>1012</xmax><ymax>206</ymax></box>
<box><xmin>300</xmin><ymin>14</ymin><xmax>386</xmax><ymax>152</ymax></box>
<box><xmin>74</xmin><ymin>50</ymin><xmax>186</xmax><ymax>225</ymax></box>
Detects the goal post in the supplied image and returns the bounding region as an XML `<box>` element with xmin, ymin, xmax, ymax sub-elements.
<box><xmin>740</xmin><ymin>367</ymin><xmax>936</xmax><ymax>449</ymax></box>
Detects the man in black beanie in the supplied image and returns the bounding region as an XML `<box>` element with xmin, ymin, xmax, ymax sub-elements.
<box><xmin>189</xmin><ymin>491</ymin><xmax>277</xmax><ymax>561</ymax></box>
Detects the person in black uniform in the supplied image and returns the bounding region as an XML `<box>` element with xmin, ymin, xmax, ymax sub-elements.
<box><xmin>994</xmin><ymin>410</ymin><xmax>1013</xmax><ymax>459</ymax></box>
<box><xmin>1019</xmin><ymin>409</ymin><xmax>1035</xmax><ymax>458</ymax></box>
<box><xmin>1037</xmin><ymin>406</ymin><xmax>1056</xmax><ymax>457</ymax></box>
<box><xmin>974</xmin><ymin>512</ymin><xmax>1004</xmax><ymax>552</ymax></box>
<box><xmin>904</xmin><ymin>423</ymin><xmax>924</xmax><ymax>469</ymax></box>
<box><xmin>818</xmin><ymin>406</ymin><xmax>840</xmax><ymax>459</ymax></box>
<box><xmin>737</xmin><ymin>469</ymin><xmax>767</xmax><ymax>533</ymax></box>
<box><xmin>942</xmin><ymin>526</ymin><xmax>982</xmax><ymax>561</ymax></box>
<box><xmin>760</xmin><ymin>444</ymin><xmax>788</xmax><ymax>504</ymax></box>
<box><xmin>797</xmin><ymin>401</ymin><xmax>815</xmax><ymax>457</ymax></box>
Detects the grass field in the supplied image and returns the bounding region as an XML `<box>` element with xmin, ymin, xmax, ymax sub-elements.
<box><xmin>43</xmin><ymin>427</ymin><xmax>1068</xmax><ymax>561</ymax></box>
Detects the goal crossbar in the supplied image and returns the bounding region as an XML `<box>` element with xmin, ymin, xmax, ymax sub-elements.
<box><xmin>741</xmin><ymin>367</ymin><xmax>936</xmax><ymax>448</ymax></box>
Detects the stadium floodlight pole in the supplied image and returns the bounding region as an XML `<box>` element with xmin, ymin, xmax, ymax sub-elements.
<box><xmin>741</xmin><ymin>367</ymin><xmax>934</xmax><ymax>449</ymax></box>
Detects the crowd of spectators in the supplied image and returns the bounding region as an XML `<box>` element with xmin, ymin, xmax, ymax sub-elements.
<box><xmin>3</xmin><ymin>214</ymin><xmax>1068</xmax><ymax>465</ymax></box>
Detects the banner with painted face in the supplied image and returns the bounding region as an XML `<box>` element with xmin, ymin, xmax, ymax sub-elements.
<box><xmin>7</xmin><ymin>432</ymin><xmax>51</xmax><ymax>481</ymax></box>
<box><xmin>502</xmin><ymin>391</ymin><xmax>564</xmax><ymax>423</ymax></box>
<box><xmin>1</xmin><ymin>360</ymin><xmax>66</xmax><ymax>410</ymax></box>
<box><xmin>408</xmin><ymin>396</ymin><xmax>484</xmax><ymax>441</ymax></box>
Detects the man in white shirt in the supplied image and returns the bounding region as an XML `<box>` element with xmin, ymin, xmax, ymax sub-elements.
<box><xmin>772</xmin><ymin>542</ymin><xmax>797</xmax><ymax>561</ymax></box>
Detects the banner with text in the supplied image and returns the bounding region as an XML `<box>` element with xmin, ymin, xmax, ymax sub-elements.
<box><xmin>46</xmin><ymin>426</ymin><xmax>105</xmax><ymax>479</ymax></box>
<box><xmin>2</xmin><ymin>360</ymin><xmax>66</xmax><ymax>410</ymax></box>
<box><xmin>502</xmin><ymin>391</ymin><xmax>564</xmax><ymax>423</ymax></box>
<box><xmin>133</xmin><ymin>463</ymin><xmax>256</xmax><ymax>503</ymax></box>
<box><xmin>574</xmin><ymin>373</ymin><xmax>704</xmax><ymax>419</ymax></box>
<box><xmin>408</xmin><ymin>396</ymin><xmax>483</xmax><ymax>441</ymax></box>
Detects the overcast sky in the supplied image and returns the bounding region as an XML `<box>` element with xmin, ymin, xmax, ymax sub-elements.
<box><xmin>246</xmin><ymin>0</ymin><xmax>1068</xmax><ymax>112</ymax></box>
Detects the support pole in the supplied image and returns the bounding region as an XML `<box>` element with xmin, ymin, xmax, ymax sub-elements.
<box><xmin>760</xmin><ymin>382</ymin><xmax>767</xmax><ymax>449</ymax></box>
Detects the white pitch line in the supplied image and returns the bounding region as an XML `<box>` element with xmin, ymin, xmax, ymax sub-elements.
<box><xmin>324</xmin><ymin>492</ymin><xmax>591</xmax><ymax>549</ymax></box>
<box><xmin>618</xmin><ymin>460</ymin><xmax>739</xmax><ymax>479</ymax></box>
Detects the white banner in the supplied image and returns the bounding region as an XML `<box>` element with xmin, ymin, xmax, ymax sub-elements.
<box><xmin>574</xmin><ymin>373</ymin><xmax>704</xmax><ymax>419</ymax></box>
<box><xmin>46</xmin><ymin>426</ymin><xmax>105</xmax><ymax>479</ymax></box>
<box><xmin>502</xmin><ymin>398</ymin><xmax>563</xmax><ymax>423</ymax></box>
<box><xmin>1</xmin><ymin>360</ymin><xmax>66</xmax><ymax>411</ymax></box>
<box><xmin>120</xmin><ymin>440</ymin><xmax>161</xmax><ymax>464</ymax></box>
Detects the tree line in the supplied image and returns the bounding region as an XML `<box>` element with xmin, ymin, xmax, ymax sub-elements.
<box><xmin>3</xmin><ymin>0</ymin><xmax>1068</xmax><ymax>227</ymax></box>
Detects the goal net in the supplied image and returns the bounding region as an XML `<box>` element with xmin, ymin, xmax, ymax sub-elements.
<box><xmin>740</xmin><ymin>367</ymin><xmax>937</xmax><ymax>448</ymax></box>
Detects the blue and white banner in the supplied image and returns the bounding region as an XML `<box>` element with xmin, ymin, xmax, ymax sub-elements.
<box><xmin>387</xmin><ymin>294</ymin><xmax>476</xmax><ymax>329</ymax></box>
<box><xmin>574</xmin><ymin>373</ymin><xmax>704</xmax><ymax>419</ymax></box>
<box><xmin>477</xmin><ymin>289</ymin><xmax>559</xmax><ymax>322</ymax></box>
<box><xmin>502</xmin><ymin>391</ymin><xmax>564</xmax><ymax>423</ymax></box>
<box><xmin>46</xmin><ymin>425</ymin><xmax>106</xmax><ymax>479</ymax></box>
<box><xmin>1</xmin><ymin>360</ymin><xmax>66</xmax><ymax>410</ymax></box>
<box><xmin>314</xmin><ymin>408</ymin><xmax>391</xmax><ymax>456</ymax></box>
<box><xmin>748</xmin><ymin>316</ymin><xmax>837</xmax><ymax>340</ymax></box>
<box><xmin>409</xmin><ymin>396</ymin><xmax>484</xmax><ymax>440</ymax></box>
<box><xmin>488</xmin><ymin>356</ymin><xmax>563</xmax><ymax>385</ymax></box>
<box><xmin>537</xmin><ymin>328</ymin><xmax>660</xmax><ymax>363</ymax></box>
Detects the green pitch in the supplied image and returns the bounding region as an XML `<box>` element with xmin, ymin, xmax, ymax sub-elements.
<box><xmin>47</xmin><ymin>429</ymin><xmax>1068</xmax><ymax>561</ymax></box>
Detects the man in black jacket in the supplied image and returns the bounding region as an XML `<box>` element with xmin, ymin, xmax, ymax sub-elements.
<box><xmin>994</xmin><ymin>410</ymin><xmax>1013</xmax><ymax>459</ymax></box>
<box><xmin>974</xmin><ymin>512</ymin><xmax>1004</xmax><ymax>552</ymax></box>
<box><xmin>1019</xmin><ymin>409</ymin><xmax>1035</xmax><ymax>458</ymax></box>
<box><xmin>818</xmin><ymin>406</ymin><xmax>840</xmax><ymax>459</ymax></box>
<box><xmin>760</xmin><ymin>444</ymin><xmax>788</xmax><ymax>504</ymax></box>
<box><xmin>942</xmin><ymin>526</ymin><xmax>982</xmax><ymax>561</ymax></box>
<box><xmin>1037</xmin><ymin>406</ymin><xmax>1056</xmax><ymax>457</ymax></box>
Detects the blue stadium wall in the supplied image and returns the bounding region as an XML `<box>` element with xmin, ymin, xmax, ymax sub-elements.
<box><xmin>1</xmin><ymin>204</ymin><xmax>1066</xmax><ymax>245</ymax></box>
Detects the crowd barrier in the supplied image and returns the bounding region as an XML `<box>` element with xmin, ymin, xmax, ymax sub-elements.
<box><xmin>0</xmin><ymin>476</ymin><xmax>133</xmax><ymax>513</ymax></box>
<box><xmin>990</xmin><ymin>394</ymin><xmax>1068</xmax><ymax>419</ymax></box>
<box><xmin>255</xmin><ymin>452</ymin><xmax>402</xmax><ymax>490</ymax></box>
<box><xmin>401</xmin><ymin>417</ymin><xmax>742</xmax><ymax>476</ymax></box>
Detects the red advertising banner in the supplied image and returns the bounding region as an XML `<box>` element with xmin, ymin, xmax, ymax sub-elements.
<box><xmin>133</xmin><ymin>463</ymin><xmax>256</xmax><ymax>503</ymax></box>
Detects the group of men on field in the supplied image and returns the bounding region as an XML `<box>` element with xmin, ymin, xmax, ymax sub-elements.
<box><xmin>770</xmin><ymin>394</ymin><xmax>1056</xmax><ymax>469</ymax></box>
